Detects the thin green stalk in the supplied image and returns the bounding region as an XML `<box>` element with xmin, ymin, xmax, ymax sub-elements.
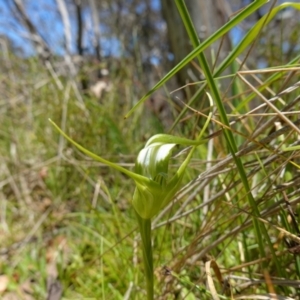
<box><xmin>135</xmin><ymin>212</ymin><xmax>153</xmax><ymax>300</ymax></box>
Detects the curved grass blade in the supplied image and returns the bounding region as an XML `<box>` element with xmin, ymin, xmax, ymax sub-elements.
<box><xmin>124</xmin><ymin>0</ymin><xmax>268</xmax><ymax>119</ymax></box>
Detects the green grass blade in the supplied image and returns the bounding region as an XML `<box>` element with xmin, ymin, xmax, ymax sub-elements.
<box><xmin>124</xmin><ymin>0</ymin><xmax>268</xmax><ymax>119</ymax></box>
<box><xmin>172</xmin><ymin>2</ymin><xmax>300</xmax><ymax>130</ymax></box>
<box><xmin>218</xmin><ymin>3</ymin><xmax>300</xmax><ymax>75</ymax></box>
<box><xmin>174</xmin><ymin>0</ymin><xmax>288</xmax><ymax>273</ymax></box>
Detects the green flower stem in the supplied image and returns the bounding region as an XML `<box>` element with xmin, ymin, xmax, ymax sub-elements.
<box><xmin>135</xmin><ymin>212</ymin><xmax>153</xmax><ymax>300</ymax></box>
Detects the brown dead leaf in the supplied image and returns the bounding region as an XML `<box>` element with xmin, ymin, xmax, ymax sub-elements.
<box><xmin>0</xmin><ymin>274</ymin><xmax>9</xmax><ymax>293</ymax></box>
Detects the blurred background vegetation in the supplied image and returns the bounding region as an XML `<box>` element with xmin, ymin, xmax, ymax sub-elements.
<box><xmin>1</xmin><ymin>0</ymin><xmax>300</xmax><ymax>299</ymax></box>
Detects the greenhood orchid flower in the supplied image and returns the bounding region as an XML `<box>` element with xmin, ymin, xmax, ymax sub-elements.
<box><xmin>133</xmin><ymin>135</ymin><xmax>208</xmax><ymax>219</ymax></box>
